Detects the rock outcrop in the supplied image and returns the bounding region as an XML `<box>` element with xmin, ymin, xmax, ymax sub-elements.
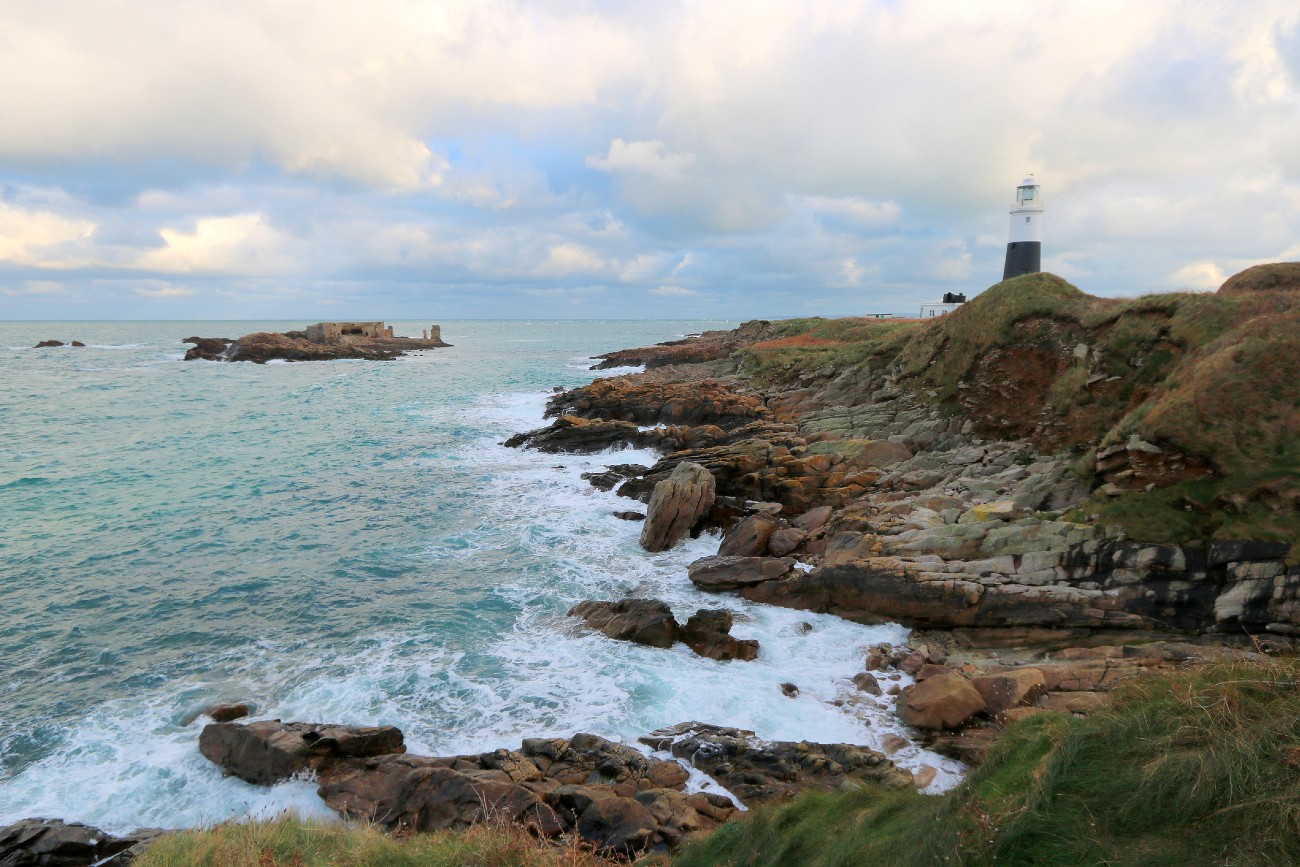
<box><xmin>640</xmin><ymin>462</ymin><xmax>716</xmax><ymax>552</ymax></box>
<box><xmin>569</xmin><ymin>598</ymin><xmax>759</xmax><ymax>661</ymax></box>
<box><xmin>198</xmin><ymin>720</ymin><xmax>902</xmax><ymax>854</ymax></box>
<box><xmin>198</xmin><ymin>720</ymin><xmax>405</xmax><ymax>785</ymax></box>
<box><xmin>0</xmin><ymin>818</ymin><xmax>158</xmax><ymax>866</ymax></box>
<box><xmin>639</xmin><ymin>722</ymin><xmax>911</xmax><ymax>802</ymax></box>
<box><xmin>568</xmin><ymin>599</ymin><xmax>680</xmax><ymax>648</ymax></box>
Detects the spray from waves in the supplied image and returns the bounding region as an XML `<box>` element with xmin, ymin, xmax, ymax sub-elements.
<box><xmin>0</xmin><ymin>381</ymin><xmax>962</xmax><ymax>835</ymax></box>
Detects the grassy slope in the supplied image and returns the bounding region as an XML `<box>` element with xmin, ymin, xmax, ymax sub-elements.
<box><xmin>675</xmin><ymin>658</ymin><xmax>1300</xmax><ymax>867</ymax></box>
<box><xmin>135</xmin><ymin>816</ymin><xmax>660</xmax><ymax>867</ymax></box>
<box><xmin>730</xmin><ymin>270</ymin><xmax>1300</xmax><ymax>551</ymax></box>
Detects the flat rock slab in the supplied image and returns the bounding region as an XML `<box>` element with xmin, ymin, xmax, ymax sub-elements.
<box><xmin>688</xmin><ymin>555</ymin><xmax>797</xmax><ymax>591</ymax></box>
<box><xmin>569</xmin><ymin>599</ymin><xmax>679</xmax><ymax>648</ymax></box>
<box><xmin>199</xmin><ymin>720</ymin><xmax>405</xmax><ymax>785</ymax></box>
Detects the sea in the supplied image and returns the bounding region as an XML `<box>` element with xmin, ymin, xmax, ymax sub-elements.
<box><xmin>0</xmin><ymin>320</ymin><xmax>962</xmax><ymax>835</ymax></box>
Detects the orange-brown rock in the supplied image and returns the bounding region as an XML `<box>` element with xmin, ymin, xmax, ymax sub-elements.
<box><xmin>896</xmin><ymin>674</ymin><xmax>986</xmax><ymax>731</ymax></box>
<box><xmin>971</xmin><ymin>669</ymin><xmax>1047</xmax><ymax>715</ymax></box>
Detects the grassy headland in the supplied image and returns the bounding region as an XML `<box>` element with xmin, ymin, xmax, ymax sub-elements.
<box><xmin>733</xmin><ymin>266</ymin><xmax>1300</xmax><ymax>553</ymax></box>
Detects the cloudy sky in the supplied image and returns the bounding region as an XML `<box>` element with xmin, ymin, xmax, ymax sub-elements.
<box><xmin>2</xmin><ymin>0</ymin><xmax>1298</xmax><ymax>320</ymax></box>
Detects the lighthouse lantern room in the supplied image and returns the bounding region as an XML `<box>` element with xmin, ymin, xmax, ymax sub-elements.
<box><xmin>1002</xmin><ymin>175</ymin><xmax>1043</xmax><ymax>280</ymax></box>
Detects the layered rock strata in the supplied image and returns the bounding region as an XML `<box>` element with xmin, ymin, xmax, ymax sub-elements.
<box><xmin>509</xmin><ymin>324</ymin><xmax>1300</xmax><ymax>640</ymax></box>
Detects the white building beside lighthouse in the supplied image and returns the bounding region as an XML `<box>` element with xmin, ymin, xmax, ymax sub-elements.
<box><xmin>1002</xmin><ymin>175</ymin><xmax>1043</xmax><ymax>280</ymax></box>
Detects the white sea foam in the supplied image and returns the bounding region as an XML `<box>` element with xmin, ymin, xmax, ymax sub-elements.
<box><xmin>0</xmin><ymin>364</ymin><xmax>961</xmax><ymax>836</ymax></box>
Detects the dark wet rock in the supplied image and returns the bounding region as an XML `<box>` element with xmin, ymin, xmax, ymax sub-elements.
<box><xmin>505</xmin><ymin>417</ymin><xmax>661</xmax><ymax>454</ymax></box>
<box><xmin>34</xmin><ymin>340</ymin><xmax>64</xmax><ymax>348</ymax></box>
<box><xmin>688</xmin><ymin>555</ymin><xmax>797</xmax><ymax>591</ymax></box>
<box><xmin>203</xmin><ymin>702</ymin><xmax>250</xmax><ymax>723</ymax></box>
<box><xmin>198</xmin><ymin>720</ymin><xmax>405</xmax><ymax>785</ymax></box>
<box><xmin>582</xmin><ymin>463</ymin><xmax>650</xmax><ymax>491</ymax></box>
<box><xmin>780</xmin><ymin>682</ymin><xmax>799</xmax><ymax>698</ymax></box>
<box><xmin>70</xmin><ymin>341</ymin><xmax>85</xmax><ymax>348</ymax></box>
<box><xmin>181</xmin><ymin>336</ymin><xmax>233</xmax><ymax>360</ymax></box>
<box><xmin>681</xmin><ymin>609</ymin><xmax>759</xmax><ymax>661</ymax></box>
<box><xmin>0</xmin><ymin>818</ymin><xmax>158</xmax><ymax>867</ymax></box>
<box><xmin>640</xmin><ymin>462</ymin><xmax>715</xmax><ymax>552</ymax></box>
<box><xmin>612</xmin><ymin>510</ymin><xmax>646</xmax><ymax>521</ymax></box>
<box><xmin>576</xmin><ymin>796</ymin><xmax>659</xmax><ymax>856</ymax></box>
<box><xmin>640</xmin><ymin>722</ymin><xmax>911</xmax><ymax>804</ymax></box>
<box><xmin>568</xmin><ymin>599</ymin><xmax>680</xmax><ymax>648</ymax></box>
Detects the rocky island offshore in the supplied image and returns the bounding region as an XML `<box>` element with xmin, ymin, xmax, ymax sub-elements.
<box><xmin>182</xmin><ymin>320</ymin><xmax>450</xmax><ymax>363</ymax></box>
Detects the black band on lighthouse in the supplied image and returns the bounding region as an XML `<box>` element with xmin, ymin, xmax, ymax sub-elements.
<box><xmin>1003</xmin><ymin>241</ymin><xmax>1041</xmax><ymax>281</ymax></box>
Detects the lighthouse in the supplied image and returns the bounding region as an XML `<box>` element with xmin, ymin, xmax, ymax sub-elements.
<box><xmin>1002</xmin><ymin>175</ymin><xmax>1043</xmax><ymax>280</ymax></box>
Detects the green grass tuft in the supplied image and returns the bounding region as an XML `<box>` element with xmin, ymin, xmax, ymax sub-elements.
<box><xmin>674</xmin><ymin>658</ymin><xmax>1300</xmax><ymax>866</ymax></box>
<box><xmin>135</xmin><ymin>813</ymin><xmax>650</xmax><ymax>867</ymax></box>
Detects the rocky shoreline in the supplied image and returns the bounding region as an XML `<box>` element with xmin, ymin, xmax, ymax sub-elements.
<box><xmin>9</xmin><ymin>271</ymin><xmax>1297</xmax><ymax>864</ymax></box>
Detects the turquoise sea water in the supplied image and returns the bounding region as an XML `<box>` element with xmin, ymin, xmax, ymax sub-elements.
<box><xmin>0</xmin><ymin>320</ymin><xmax>959</xmax><ymax>833</ymax></box>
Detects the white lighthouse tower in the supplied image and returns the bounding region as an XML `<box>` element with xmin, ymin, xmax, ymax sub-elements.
<box><xmin>1002</xmin><ymin>175</ymin><xmax>1043</xmax><ymax>280</ymax></box>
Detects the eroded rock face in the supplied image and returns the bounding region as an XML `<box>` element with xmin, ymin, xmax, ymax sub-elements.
<box><xmin>198</xmin><ymin>720</ymin><xmax>405</xmax><ymax>785</ymax></box>
<box><xmin>0</xmin><ymin>818</ymin><xmax>157</xmax><ymax>867</ymax></box>
<box><xmin>640</xmin><ymin>722</ymin><xmax>911</xmax><ymax>803</ymax></box>
<box><xmin>640</xmin><ymin>462</ymin><xmax>716</xmax><ymax>552</ymax></box>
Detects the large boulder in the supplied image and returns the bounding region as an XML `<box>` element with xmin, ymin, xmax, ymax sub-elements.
<box><xmin>199</xmin><ymin>720</ymin><xmax>405</xmax><ymax>785</ymax></box>
<box><xmin>504</xmin><ymin>417</ymin><xmax>662</xmax><ymax>454</ymax></box>
<box><xmin>640</xmin><ymin>462</ymin><xmax>716</xmax><ymax>552</ymax></box>
<box><xmin>971</xmin><ymin>669</ymin><xmax>1047</xmax><ymax>715</ymax></box>
<box><xmin>688</xmin><ymin>555</ymin><xmax>797</xmax><ymax>591</ymax></box>
<box><xmin>574</xmin><ymin>797</ymin><xmax>659</xmax><ymax>855</ymax></box>
<box><xmin>896</xmin><ymin>674</ymin><xmax>987</xmax><ymax>731</ymax></box>
<box><xmin>568</xmin><ymin>599</ymin><xmax>680</xmax><ymax>648</ymax></box>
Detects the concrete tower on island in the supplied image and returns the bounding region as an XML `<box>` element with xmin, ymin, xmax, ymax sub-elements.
<box><xmin>1002</xmin><ymin>175</ymin><xmax>1043</xmax><ymax>280</ymax></box>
